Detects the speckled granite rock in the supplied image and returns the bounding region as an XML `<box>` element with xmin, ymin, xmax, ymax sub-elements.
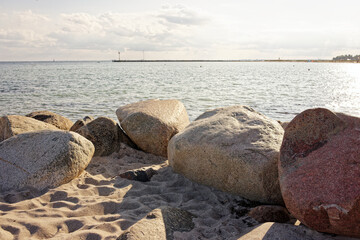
<box><xmin>0</xmin><ymin>115</ymin><xmax>59</xmax><ymax>142</ymax></box>
<box><xmin>76</xmin><ymin>117</ymin><xmax>136</xmax><ymax>156</ymax></box>
<box><xmin>279</xmin><ymin>108</ymin><xmax>360</xmax><ymax>237</ymax></box>
<box><xmin>168</xmin><ymin>105</ymin><xmax>284</xmax><ymax>204</ymax></box>
<box><xmin>0</xmin><ymin>130</ymin><xmax>94</xmax><ymax>192</ymax></box>
<box><xmin>116</xmin><ymin>99</ymin><xmax>189</xmax><ymax>157</ymax></box>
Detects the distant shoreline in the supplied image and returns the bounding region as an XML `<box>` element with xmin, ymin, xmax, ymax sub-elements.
<box><xmin>0</xmin><ymin>60</ymin><xmax>358</xmax><ymax>63</ymax></box>
<box><xmin>112</xmin><ymin>59</ymin><xmax>360</xmax><ymax>63</ymax></box>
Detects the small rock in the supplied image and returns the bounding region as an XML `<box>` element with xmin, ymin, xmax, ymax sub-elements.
<box><xmin>70</xmin><ymin>116</ymin><xmax>94</xmax><ymax>132</ymax></box>
<box><xmin>26</xmin><ymin>110</ymin><xmax>73</xmax><ymax>130</ymax></box>
<box><xmin>280</xmin><ymin>121</ymin><xmax>289</xmax><ymax>129</ymax></box>
<box><xmin>230</xmin><ymin>205</ymin><xmax>249</xmax><ymax>218</ymax></box>
<box><xmin>76</xmin><ymin>117</ymin><xmax>136</xmax><ymax>156</ymax></box>
<box><xmin>248</xmin><ymin>205</ymin><xmax>290</xmax><ymax>223</ymax></box>
<box><xmin>119</xmin><ymin>168</ymin><xmax>157</xmax><ymax>182</ymax></box>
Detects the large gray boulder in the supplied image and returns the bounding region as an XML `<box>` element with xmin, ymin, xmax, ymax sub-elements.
<box><xmin>0</xmin><ymin>130</ymin><xmax>95</xmax><ymax>192</ymax></box>
<box><xmin>26</xmin><ymin>110</ymin><xmax>74</xmax><ymax>130</ymax></box>
<box><xmin>168</xmin><ymin>106</ymin><xmax>284</xmax><ymax>204</ymax></box>
<box><xmin>116</xmin><ymin>99</ymin><xmax>190</xmax><ymax>157</ymax></box>
<box><xmin>0</xmin><ymin>115</ymin><xmax>59</xmax><ymax>142</ymax></box>
<box><xmin>76</xmin><ymin>117</ymin><xmax>136</xmax><ymax>156</ymax></box>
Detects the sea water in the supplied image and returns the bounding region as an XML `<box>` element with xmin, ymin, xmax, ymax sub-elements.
<box><xmin>1</xmin><ymin>61</ymin><xmax>360</xmax><ymax>122</ymax></box>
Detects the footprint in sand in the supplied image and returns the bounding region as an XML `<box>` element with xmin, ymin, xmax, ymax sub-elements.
<box><xmin>64</xmin><ymin>219</ymin><xmax>84</xmax><ymax>233</ymax></box>
<box><xmin>96</xmin><ymin>186</ymin><xmax>115</xmax><ymax>196</ymax></box>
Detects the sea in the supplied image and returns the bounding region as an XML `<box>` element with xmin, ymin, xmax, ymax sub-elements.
<box><xmin>1</xmin><ymin>61</ymin><xmax>360</xmax><ymax>122</ymax></box>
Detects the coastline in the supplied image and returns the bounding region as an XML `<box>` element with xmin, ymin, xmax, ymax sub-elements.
<box><xmin>111</xmin><ymin>59</ymin><xmax>360</xmax><ymax>63</ymax></box>
<box><xmin>1</xmin><ymin>59</ymin><xmax>358</xmax><ymax>64</ymax></box>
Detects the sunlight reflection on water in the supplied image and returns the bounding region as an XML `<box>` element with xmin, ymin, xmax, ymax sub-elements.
<box><xmin>0</xmin><ymin>61</ymin><xmax>359</xmax><ymax>122</ymax></box>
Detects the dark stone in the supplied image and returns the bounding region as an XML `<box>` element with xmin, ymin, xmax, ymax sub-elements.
<box><xmin>248</xmin><ymin>205</ymin><xmax>290</xmax><ymax>223</ymax></box>
<box><xmin>75</xmin><ymin>117</ymin><xmax>139</xmax><ymax>156</ymax></box>
<box><xmin>161</xmin><ymin>207</ymin><xmax>195</xmax><ymax>240</ymax></box>
<box><xmin>119</xmin><ymin>168</ymin><xmax>157</xmax><ymax>182</ymax></box>
<box><xmin>32</xmin><ymin>114</ymin><xmax>51</xmax><ymax>122</ymax></box>
<box><xmin>26</xmin><ymin>110</ymin><xmax>74</xmax><ymax>130</ymax></box>
<box><xmin>70</xmin><ymin>116</ymin><xmax>94</xmax><ymax>132</ymax></box>
<box><xmin>230</xmin><ymin>205</ymin><xmax>249</xmax><ymax>218</ymax></box>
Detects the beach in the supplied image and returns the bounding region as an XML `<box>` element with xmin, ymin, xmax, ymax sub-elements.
<box><xmin>1</xmin><ymin>87</ymin><xmax>360</xmax><ymax>239</ymax></box>
<box><xmin>0</xmin><ymin>143</ymin><xmax>256</xmax><ymax>239</ymax></box>
<box><xmin>1</xmin><ymin>0</ymin><xmax>360</xmax><ymax>238</ymax></box>
<box><xmin>0</xmin><ymin>141</ymin><xmax>357</xmax><ymax>239</ymax></box>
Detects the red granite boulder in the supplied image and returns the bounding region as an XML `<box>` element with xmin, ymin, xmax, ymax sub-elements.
<box><xmin>279</xmin><ymin>108</ymin><xmax>360</xmax><ymax>237</ymax></box>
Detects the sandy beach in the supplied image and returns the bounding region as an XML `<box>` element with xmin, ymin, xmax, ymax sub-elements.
<box><xmin>0</xmin><ymin>142</ymin><xmax>356</xmax><ymax>240</ymax></box>
<box><xmin>0</xmin><ymin>143</ymin><xmax>255</xmax><ymax>239</ymax></box>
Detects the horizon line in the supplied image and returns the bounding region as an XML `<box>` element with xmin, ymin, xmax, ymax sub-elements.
<box><xmin>1</xmin><ymin>59</ymin><xmax>359</xmax><ymax>63</ymax></box>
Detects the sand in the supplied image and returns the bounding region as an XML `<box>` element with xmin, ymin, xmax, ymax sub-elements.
<box><xmin>0</xmin><ymin>144</ymin><xmax>357</xmax><ymax>240</ymax></box>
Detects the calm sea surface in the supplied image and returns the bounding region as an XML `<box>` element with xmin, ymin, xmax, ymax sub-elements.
<box><xmin>1</xmin><ymin>61</ymin><xmax>360</xmax><ymax>122</ymax></box>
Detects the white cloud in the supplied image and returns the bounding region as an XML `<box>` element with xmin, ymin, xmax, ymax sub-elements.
<box><xmin>44</xmin><ymin>5</ymin><xmax>211</xmax><ymax>56</ymax></box>
<box><xmin>158</xmin><ymin>4</ymin><xmax>209</xmax><ymax>26</ymax></box>
<box><xmin>0</xmin><ymin>10</ymin><xmax>56</xmax><ymax>52</ymax></box>
<box><xmin>0</xmin><ymin>2</ymin><xmax>359</xmax><ymax>61</ymax></box>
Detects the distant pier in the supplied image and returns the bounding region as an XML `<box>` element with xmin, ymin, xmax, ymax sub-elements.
<box><xmin>111</xmin><ymin>59</ymin><xmax>353</xmax><ymax>63</ymax></box>
<box><xmin>112</xmin><ymin>60</ymin><xmax>258</xmax><ymax>63</ymax></box>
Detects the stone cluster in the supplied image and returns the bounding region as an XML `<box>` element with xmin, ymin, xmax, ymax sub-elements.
<box><xmin>1</xmin><ymin>100</ymin><xmax>359</xmax><ymax>238</ymax></box>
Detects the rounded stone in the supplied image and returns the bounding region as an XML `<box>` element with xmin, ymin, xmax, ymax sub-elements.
<box><xmin>279</xmin><ymin>108</ymin><xmax>360</xmax><ymax>237</ymax></box>
<box><xmin>168</xmin><ymin>105</ymin><xmax>284</xmax><ymax>204</ymax></box>
<box><xmin>0</xmin><ymin>130</ymin><xmax>94</xmax><ymax>192</ymax></box>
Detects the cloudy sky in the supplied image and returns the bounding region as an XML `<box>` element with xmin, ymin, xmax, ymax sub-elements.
<box><xmin>1</xmin><ymin>0</ymin><xmax>359</xmax><ymax>61</ymax></box>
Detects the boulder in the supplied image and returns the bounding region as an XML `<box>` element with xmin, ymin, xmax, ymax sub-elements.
<box><xmin>118</xmin><ymin>207</ymin><xmax>195</xmax><ymax>240</ymax></box>
<box><xmin>70</xmin><ymin>116</ymin><xmax>94</xmax><ymax>132</ymax></box>
<box><xmin>0</xmin><ymin>130</ymin><xmax>94</xmax><ymax>192</ymax></box>
<box><xmin>116</xmin><ymin>99</ymin><xmax>190</xmax><ymax>157</ymax></box>
<box><xmin>76</xmin><ymin>117</ymin><xmax>136</xmax><ymax>156</ymax></box>
<box><xmin>168</xmin><ymin>105</ymin><xmax>284</xmax><ymax>204</ymax></box>
<box><xmin>0</xmin><ymin>115</ymin><xmax>59</xmax><ymax>142</ymax></box>
<box><xmin>248</xmin><ymin>205</ymin><xmax>290</xmax><ymax>223</ymax></box>
<box><xmin>279</xmin><ymin>108</ymin><xmax>360</xmax><ymax>237</ymax></box>
<box><xmin>26</xmin><ymin>110</ymin><xmax>74</xmax><ymax>130</ymax></box>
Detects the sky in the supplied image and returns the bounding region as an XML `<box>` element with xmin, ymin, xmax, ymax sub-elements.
<box><xmin>0</xmin><ymin>0</ymin><xmax>359</xmax><ymax>61</ymax></box>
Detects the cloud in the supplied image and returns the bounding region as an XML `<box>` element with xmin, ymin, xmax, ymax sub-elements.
<box><xmin>0</xmin><ymin>10</ymin><xmax>51</xmax><ymax>32</ymax></box>
<box><xmin>0</xmin><ymin>3</ymin><xmax>359</xmax><ymax>61</ymax></box>
<box><xmin>0</xmin><ymin>4</ymin><xmax>213</xmax><ymax>60</ymax></box>
<box><xmin>158</xmin><ymin>5</ymin><xmax>210</xmax><ymax>26</ymax></box>
<box><xmin>0</xmin><ymin>11</ymin><xmax>56</xmax><ymax>50</ymax></box>
<box><xmin>49</xmin><ymin>12</ymin><xmax>169</xmax><ymax>51</ymax></box>
<box><xmin>46</xmin><ymin>5</ymin><xmax>210</xmax><ymax>53</ymax></box>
